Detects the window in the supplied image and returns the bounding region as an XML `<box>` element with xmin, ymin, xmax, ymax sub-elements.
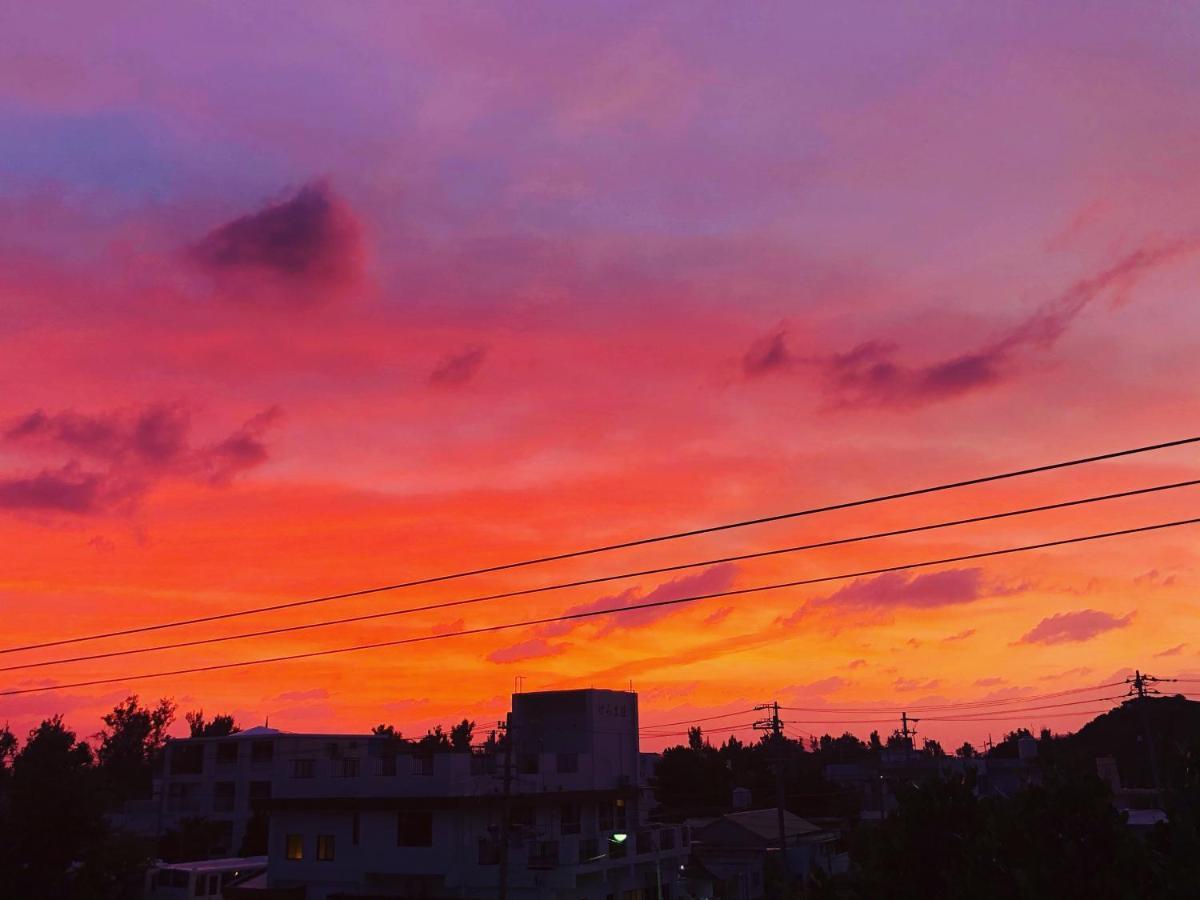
<box><xmin>511</xmin><ymin>804</ymin><xmax>535</xmax><ymax>829</ymax></box>
<box><xmin>169</xmin><ymin>744</ymin><xmax>204</xmax><ymax>775</ymax></box>
<box><xmin>635</xmin><ymin>831</ymin><xmax>652</xmax><ymax>854</ymax></box>
<box><xmin>470</xmin><ymin>752</ymin><xmax>496</xmax><ymax>775</ymax></box>
<box><xmin>560</xmin><ymin>802</ymin><xmax>581</xmax><ymax>835</ymax></box>
<box><xmin>659</xmin><ymin>828</ymin><xmax>675</xmax><ymax>850</ymax></box>
<box><xmin>250</xmin><ymin>740</ymin><xmax>274</xmax><ymax>764</ymax></box>
<box><xmin>208</xmin><ymin>874</ymin><xmax>220</xmax><ymax>895</ymax></box>
<box><xmin>213</xmin><ymin>781</ymin><xmax>236</xmax><ymax>812</ymax></box>
<box><xmin>556</xmin><ymin>752</ymin><xmax>578</xmax><ymax>774</ymax></box>
<box><xmin>615</xmin><ymin>797</ymin><xmax>628</xmax><ymax>830</ymax></box>
<box><xmin>193</xmin><ymin>873</ymin><xmax>205</xmax><ymax>896</ymax></box>
<box><xmin>285</xmin><ymin>834</ymin><xmax>304</xmax><ymax>860</ymax></box>
<box><xmin>338</xmin><ymin>757</ymin><xmax>359</xmax><ymax>778</ymax></box>
<box><xmin>317</xmin><ymin>835</ymin><xmax>335</xmax><ymax>861</ymax></box>
<box><xmin>216</xmin><ymin>741</ymin><xmax>239</xmax><ymax>765</ymax></box>
<box><xmin>517</xmin><ymin>753</ymin><xmax>539</xmax><ymax>775</ymax></box>
<box><xmin>411</xmin><ymin>754</ymin><xmax>434</xmax><ymax>776</ymax></box>
<box><xmin>478</xmin><ymin>838</ymin><xmax>501</xmax><ymax>865</ymax></box>
<box><xmin>598</xmin><ymin>802</ymin><xmax>614</xmax><ymax>831</ymax></box>
<box><xmin>528</xmin><ymin>840</ymin><xmax>558</xmax><ymax>868</ymax></box>
<box><xmin>248</xmin><ymin>780</ymin><xmax>271</xmax><ymax>801</ymax></box>
<box><xmin>397</xmin><ymin>810</ymin><xmax>433</xmax><ymax>847</ymax></box>
<box><xmin>291</xmin><ymin>759</ymin><xmax>315</xmax><ymax>778</ymax></box>
<box><xmin>578</xmin><ymin>837</ymin><xmax>599</xmax><ymax>863</ymax></box>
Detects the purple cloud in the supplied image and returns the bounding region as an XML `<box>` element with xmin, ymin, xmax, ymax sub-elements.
<box><xmin>782</xmin><ymin>567</ymin><xmax>999</xmax><ymax>627</ymax></box>
<box><xmin>816</xmin><ymin>240</ymin><xmax>1197</xmax><ymax>408</ymax></box>
<box><xmin>943</xmin><ymin>628</ymin><xmax>976</xmax><ymax>642</ymax></box>
<box><xmin>1017</xmin><ymin>609</ymin><xmax>1135</xmax><ymax>645</ymax></box>
<box><xmin>1</xmin><ymin>404</ymin><xmax>282</xmax><ymax>515</ymax></box>
<box><xmin>429</xmin><ymin>346</ymin><xmax>488</xmax><ymax>388</ymax></box>
<box><xmin>847</xmin><ymin>658</ymin><xmax>867</xmax><ymax>669</ymax></box>
<box><xmin>189</xmin><ymin>182</ymin><xmax>362</xmax><ymax>295</ymax></box>
<box><xmin>742</xmin><ymin>327</ymin><xmax>795</xmax><ymax>377</ymax></box>
<box><xmin>0</xmin><ymin>465</ymin><xmax>111</xmax><ymax>513</ymax></box>
<box><xmin>275</xmin><ymin>688</ymin><xmax>330</xmax><ymax>702</ymax></box>
<box><xmin>974</xmin><ymin>676</ymin><xmax>1007</xmax><ymax>687</ymax></box>
<box><xmin>486</xmin><ymin>638</ymin><xmax>569</xmax><ymax>664</ymax></box>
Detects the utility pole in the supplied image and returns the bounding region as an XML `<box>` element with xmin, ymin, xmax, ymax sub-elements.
<box><xmin>1125</xmin><ymin>670</ymin><xmax>1175</xmax><ymax>792</ymax></box>
<box><xmin>755</xmin><ymin>702</ymin><xmax>788</xmax><ymax>886</ymax></box>
<box><xmin>498</xmin><ymin>713</ymin><xmax>513</xmax><ymax>900</ymax></box>
<box><xmin>900</xmin><ymin>711</ymin><xmax>919</xmax><ymax>760</ymax></box>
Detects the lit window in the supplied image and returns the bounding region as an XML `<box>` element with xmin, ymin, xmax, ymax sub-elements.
<box><xmin>317</xmin><ymin>835</ymin><xmax>335</xmax><ymax>861</ymax></box>
<box><xmin>285</xmin><ymin>834</ymin><xmax>304</xmax><ymax>860</ymax></box>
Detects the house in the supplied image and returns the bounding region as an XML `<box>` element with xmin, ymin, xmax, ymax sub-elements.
<box><xmin>241</xmin><ymin>689</ymin><xmax>692</xmax><ymax>899</ymax></box>
<box><xmin>687</xmin><ymin>808</ymin><xmax>838</xmax><ymax>899</ymax></box>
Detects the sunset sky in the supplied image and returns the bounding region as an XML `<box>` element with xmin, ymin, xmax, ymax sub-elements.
<box><xmin>2</xmin><ymin>2</ymin><xmax>1200</xmax><ymax>751</ymax></box>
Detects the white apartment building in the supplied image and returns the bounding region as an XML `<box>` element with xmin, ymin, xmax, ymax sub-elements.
<box><xmin>159</xmin><ymin>689</ymin><xmax>694</xmax><ymax>899</ymax></box>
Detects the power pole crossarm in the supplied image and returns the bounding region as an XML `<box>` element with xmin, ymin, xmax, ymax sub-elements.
<box><xmin>755</xmin><ymin>701</ymin><xmax>788</xmax><ymax>885</ymax></box>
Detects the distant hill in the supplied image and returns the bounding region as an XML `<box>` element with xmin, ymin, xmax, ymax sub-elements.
<box><xmin>1048</xmin><ymin>695</ymin><xmax>1200</xmax><ymax>790</ymax></box>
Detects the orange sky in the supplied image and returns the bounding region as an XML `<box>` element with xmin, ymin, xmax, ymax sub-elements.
<box><xmin>2</xmin><ymin>2</ymin><xmax>1200</xmax><ymax>752</ymax></box>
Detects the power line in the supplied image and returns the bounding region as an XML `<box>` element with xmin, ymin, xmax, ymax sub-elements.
<box><xmin>922</xmin><ymin>695</ymin><xmax>1128</xmax><ymax>720</ymax></box>
<box><xmin>4</xmin><ymin>515</ymin><xmax>1198</xmax><ymax>697</ymax></box>
<box><xmin>8</xmin><ymin>480</ymin><xmax>1199</xmax><ymax>672</ymax></box>
<box><xmin>779</xmin><ymin>681</ymin><xmax>1125</xmax><ymax>714</ymax></box>
<box><xmin>5</xmin><ymin>436</ymin><xmax>1195</xmax><ymax>656</ymax></box>
<box><xmin>639</xmin><ymin>708</ymin><xmax>759</xmax><ymax>729</ymax></box>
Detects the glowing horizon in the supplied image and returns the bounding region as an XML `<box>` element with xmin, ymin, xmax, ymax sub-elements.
<box><xmin>2</xmin><ymin>1</ymin><xmax>1200</xmax><ymax>752</ymax></box>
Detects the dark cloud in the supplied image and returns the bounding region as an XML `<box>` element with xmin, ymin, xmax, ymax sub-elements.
<box><xmin>189</xmin><ymin>182</ymin><xmax>363</xmax><ymax>302</ymax></box>
<box><xmin>6</xmin><ymin>405</ymin><xmax>190</xmax><ymax>466</ymax></box>
<box><xmin>742</xmin><ymin>327</ymin><xmax>795</xmax><ymax>377</ymax></box>
<box><xmin>794</xmin><ymin>240</ymin><xmax>1198</xmax><ymax>407</ymax></box>
<box><xmin>1017</xmin><ymin>609</ymin><xmax>1135</xmax><ymax>645</ymax></box>
<box><xmin>781</xmin><ymin>567</ymin><xmax>1001</xmax><ymax>627</ymax></box>
<box><xmin>0</xmin><ymin>465</ymin><xmax>111</xmax><ymax>513</ymax></box>
<box><xmin>428</xmin><ymin>346</ymin><xmax>488</xmax><ymax>388</ymax></box>
<box><xmin>1</xmin><ymin>404</ymin><xmax>282</xmax><ymax>516</ymax></box>
<box><xmin>201</xmin><ymin>407</ymin><xmax>283</xmax><ymax>484</ymax></box>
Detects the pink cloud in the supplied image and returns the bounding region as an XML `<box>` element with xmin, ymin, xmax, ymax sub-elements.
<box><xmin>974</xmin><ymin>676</ymin><xmax>1007</xmax><ymax>687</ymax></box>
<box><xmin>893</xmin><ymin>677</ymin><xmax>941</xmax><ymax>692</ymax></box>
<box><xmin>782</xmin><ymin>567</ymin><xmax>998</xmax><ymax>627</ymax></box>
<box><xmin>1154</xmin><ymin>644</ymin><xmax>1186</xmax><ymax>658</ymax></box>
<box><xmin>702</xmin><ymin>606</ymin><xmax>734</xmax><ymax>626</ymax></box>
<box><xmin>486</xmin><ymin>638</ymin><xmax>569</xmax><ymax>664</ymax></box>
<box><xmin>943</xmin><ymin>628</ymin><xmax>976</xmax><ymax>642</ymax></box>
<box><xmin>1017</xmin><ymin>609</ymin><xmax>1135</xmax><ymax>645</ymax></box>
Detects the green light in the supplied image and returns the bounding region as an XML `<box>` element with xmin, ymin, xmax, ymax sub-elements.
<box><xmin>610</xmin><ymin>833</ymin><xmax>628</xmax><ymax>843</ymax></box>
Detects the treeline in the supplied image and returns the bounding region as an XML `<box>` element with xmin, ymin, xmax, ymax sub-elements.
<box><xmin>0</xmin><ymin>696</ymin><xmax>482</xmax><ymax>899</ymax></box>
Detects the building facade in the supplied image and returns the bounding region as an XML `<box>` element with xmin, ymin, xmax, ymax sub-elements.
<box><xmin>160</xmin><ymin>689</ymin><xmax>693</xmax><ymax>898</ymax></box>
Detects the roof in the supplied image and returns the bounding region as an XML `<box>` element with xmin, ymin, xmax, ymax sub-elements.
<box><xmin>719</xmin><ymin>808</ymin><xmax>822</xmax><ymax>841</ymax></box>
<box><xmin>156</xmin><ymin>856</ymin><xmax>267</xmax><ymax>872</ymax></box>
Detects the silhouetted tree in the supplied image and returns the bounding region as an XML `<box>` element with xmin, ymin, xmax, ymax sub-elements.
<box><xmin>922</xmin><ymin>738</ymin><xmax>945</xmax><ymax>757</ymax></box>
<box><xmin>0</xmin><ymin>717</ymin><xmax>105</xmax><ymax>898</ymax></box>
<box><xmin>371</xmin><ymin>723</ymin><xmax>398</xmax><ymax>737</ymax></box>
<box><xmin>688</xmin><ymin>726</ymin><xmax>705</xmax><ymax>751</ymax></box>
<box><xmin>185</xmin><ymin>710</ymin><xmax>240</xmax><ymax>738</ymax></box>
<box><xmin>450</xmin><ymin>718</ymin><xmax>475</xmax><ymax>751</ymax></box>
<box><xmin>418</xmin><ymin>725</ymin><xmax>451</xmax><ymax>750</ymax></box>
<box><xmin>956</xmin><ymin>741</ymin><xmax>977</xmax><ymax>758</ymax></box>
<box><xmin>158</xmin><ymin>817</ymin><xmax>225</xmax><ymax>862</ymax></box>
<box><xmin>239</xmin><ymin>811</ymin><xmax>270</xmax><ymax>856</ymax></box>
<box><xmin>96</xmin><ymin>695</ymin><xmax>176</xmax><ymax>801</ymax></box>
